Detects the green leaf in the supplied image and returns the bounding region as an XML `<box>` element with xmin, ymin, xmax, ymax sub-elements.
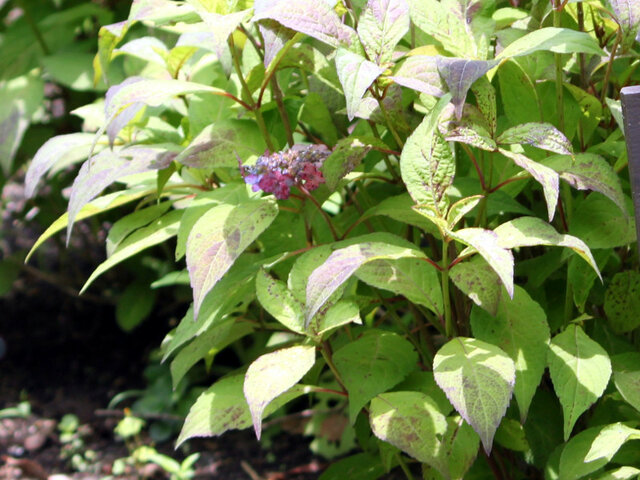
<box><xmin>447</xmin><ymin>195</ymin><xmax>483</xmax><ymax>229</ymax></box>
<box><xmin>400</xmin><ymin>94</ymin><xmax>454</xmax><ymax>214</ymax></box>
<box><xmin>107</xmin><ymin>202</ymin><xmax>172</xmax><ymax>257</ymax></box>
<box><xmin>335</xmin><ymin>49</ymin><xmax>385</xmax><ymax>121</ymax></box>
<box><xmin>433</xmin><ymin>416</ymin><xmax>480</xmax><ymax>480</ymax></box>
<box><xmin>305</xmin><ymin>240</ymin><xmax>428</xmax><ymax>323</ymax></box>
<box><xmin>570</xmin><ymin>193</ymin><xmax>636</xmax><ymax>249</ymax></box>
<box><xmin>175</xmin><ymin>185</ymin><xmax>250</xmax><ymax>261</ymax></box>
<box><xmin>170</xmin><ymin>320</ymin><xmax>253</xmax><ymax>388</ymax></box>
<box><xmin>558</xmin><ymin>423</ymin><xmax>640</xmax><ymax>480</ymax></box>
<box><xmin>163</xmin><ymin>255</ymin><xmax>259</xmax><ymax>361</ymax></box>
<box><xmin>186</xmin><ymin>199</ymin><xmax>278</xmax><ymax>318</ymax></box>
<box><xmin>177</xmin><ymin>374</ymin><xmax>306</xmax><ymax>446</ymax></box>
<box><xmin>451</xmin><ymin>228</ymin><xmax>514</xmax><ymax>299</ymax></box>
<box><xmin>471</xmin><ymin>77</ymin><xmax>497</xmax><ymax>137</ymax></box>
<box><xmin>310</xmin><ymin>300</ymin><xmax>362</xmax><ymax>338</ymax></box>
<box><xmin>356</xmin><ymin>257</ymin><xmax>442</xmax><ymax>316</ymax></box>
<box><xmin>498</xmin><ymin>148</ymin><xmax>559</xmax><ymax>221</ymax></box>
<box><xmin>494</xmin><ymin>418</ymin><xmax>529</xmax><ymax>452</ymax></box>
<box><xmin>256</xmin><ymin>269</ymin><xmax>305</xmax><ymax>335</ymax></box>
<box><xmin>175</xmin><ymin>120</ymin><xmax>266</xmax><ymax>168</ymax></box>
<box><xmin>548</xmin><ymin>324</ymin><xmax>612</xmax><ymax>440</ymax></box>
<box><xmin>471</xmin><ymin>286</ymin><xmax>550</xmax><ymax>422</ymax></box>
<box><xmin>369</xmin><ymin>391</ymin><xmax>447</xmax><ymax>467</ymax></box>
<box><xmin>322</xmin><ymin>136</ymin><xmax>381</xmax><ymax>191</ymax></box>
<box><xmin>494</xmin><ymin>217</ymin><xmax>600</xmax><ymax>279</ymax></box>
<box><xmin>543</xmin><ymin>153</ymin><xmax>626</xmax><ymax>213</ymax></box>
<box><xmin>318</xmin><ymin>453</ymin><xmax>386</xmax><ymax>480</ymax></box>
<box><xmin>408</xmin><ymin>0</ymin><xmax>476</xmax><ymax>57</ymax></box>
<box><xmin>496</xmin><ymin>27</ymin><xmax>605</xmax><ymax>59</ymax></box>
<box><xmin>612</xmin><ymin>352</ymin><xmax>640</xmax><ymax>413</ymax></box>
<box><xmin>25</xmin><ymin>188</ymin><xmax>150</xmax><ymax>263</ymax></box>
<box><xmin>362</xmin><ymin>193</ymin><xmax>440</xmax><ymax>235</ymax></box>
<box><xmin>497</xmin><ymin>59</ymin><xmax>540</xmax><ymax>126</ymax></box>
<box><xmin>595</xmin><ymin>467</ymin><xmax>640</xmax><ymax>480</ymax></box>
<box><xmin>116</xmin><ymin>281</ymin><xmax>157</xmax><ymax>332</ymax></box>
<box><xmin>433</xmin><ymin>337</ymin><xmax>516</xmax><ymax>453</ymax></box>
<box><xmin>450</xmin><ymin>257</ymin><xmax>504</xmax><ymax>316</ymax></box>
<box><xmin>244</xmin><ymin>344</ymin><xmax>316</xmax><ymax>438</ymax></box>
<box><xmin>42</xmin><ymin>53</ymin><xmax>105</xmax><ymax>91</ymax></box>
<box><xmin>357</xmin><ymin>0</ymin><xmax>410</xmax><ymax>65</ymax></box>
<box><xmin>333</xmin><ymin>331</ymin><xmax>418</xmax><ymax>422</ymax></box>
<box><xmin>81</xmin><ymin>210</ymin><xmax>183</xmax><ymax>293</ymax></box>
<box><xmin>604</xmin><ymin>272</ymin><xmax>640</xmax><ymax>334</ymax></box>
<box><xmin>497</xmin><ymin>123</ymin><xmax>572</xmax><ymax>155</ymax></box>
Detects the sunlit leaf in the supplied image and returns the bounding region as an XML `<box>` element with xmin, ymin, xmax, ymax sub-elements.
<box><xmin>548</xmin><ymin>324</ymin><xmax>612</xmax><ymax>440</ymax></box>
<box><xmin>433</xmin><ymin>337</ymin><xmax>515</xmax><ymax>453</ymax></box>
<box><xmin>244</xmin><ymin>344</ymin><xmax>316</xmax><ymax>438</ymax></box>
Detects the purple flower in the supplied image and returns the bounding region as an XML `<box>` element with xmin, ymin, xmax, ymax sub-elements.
<box><xmin>240</xmin><ymin>145</ymin><xmax>329</xmax><ymax>199</ymax></box>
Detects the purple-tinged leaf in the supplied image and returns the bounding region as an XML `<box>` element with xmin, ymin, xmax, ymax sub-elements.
<box><xmin>25</xmin><ymin>133</ymin><xmax>104</xmax><ymax>198</ymax></box>
<box><xmin>357</xmin><ymin>0</ymin><xmax>410</xmax><ymax>65</ymax></box>
<box><xmin>450</xmin><ymin>257</ymin><xmax>504</xmax><ymax>316</ymax></box>
<box><xmin>67</xmin><ymin>146</ymin><xmax>176</xmax><ymax>242</ymax></box>
<box><xmin>0</xmin><ymin>107</ymin><xmax>29</xmax><ymax>177</ymax></box>
<box><xmin>186</xmin><ymin>199</ymin><xmax>278</xmax><ymax>319</ymax></box>
<box><xmin>103</xmin><ymin>77</ymin><xmax>225</xmax><ymax>145</ymax></box>
<box><xmin>244</xmin><ymin>345</ymin><xmax>315</xmax><ymax>439</ymax></box>
<box><xmin>390</xmin><ymin>55</ymin><xmax>445</xmax><ymax>97</ymax></box>
<box><xmin>322</xmin><ymin>135</ymin><xmax>385</xmax><ymax>190</ymax></box>
<box><xmin>499</xmin><ymin>148</ymin><xmax>560</xmax><ymax>222</ymax></box>
<box><xmin>254</xmin><ymin>0</ymin><xmax>296</xmax><ymax>67</ymax></box>
<box><xmin>400</xmin><ymin>94</ymin><xmax>454</xmax><ymax>214</ymax></box>
<box><xmin>614</xmin><ymin>0</ymin><xmax>640</xmax><ymax>47</ymax></box>
<box><xmin>335</xmin><ymin>49</ymin><xmax>385</xmax><ymax>121</ymax></box>
<box><xmin>305</xmin><ymin>241</ymin><xmax>427</xmax><ymax>324</ymax></box>
<box><xmin>436</xmin><ymin>57</ymin><xmax>497</xmax><ymax>120</ymax></box>
<box><xmin>176</xmin><ymin>120</ymin><xmax>266</xmax><ymax>169</ymax></box>
<box><xmin>451</xmin><ymin>228</ymin><xmax>514</xmax><ymax>298</ymax></box>
<box><xmin>253</xmin><ymin>0</ymin><xmax>357</xmax><ymax>48</ymax></box>
<box><xmin>544</xmin><ymin>153</ymin><xmax>626</xmax><ymax>213</ymax></box>
<box><xmin>258</xmin><ymin>20</ymin><xmax>296</xmax><ymax>68</ymax></box>
<box><xmin>497</xmin><ymin>123</ymin><xmax>573</xmax><ymax>156</ymax></box>
<box><xmin>494</xmin><ymin>217</ymin><xmax>601</xmax><ymax>280</ymax></box>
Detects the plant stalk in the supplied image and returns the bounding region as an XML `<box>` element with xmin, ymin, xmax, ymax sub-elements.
<box><xmin>229</xmin><ymin>35</ymin><xmax>276</xmax><ymax>152</ymax></box>
<box><xmin>441</xmin><ymin>239</ymin><xmax>455</xmax><ymax>338</ymax></box>
<box><xmin>553</xmin><ymin>3</ymin><xmax>565</xmax><ymax>132</ymax></box>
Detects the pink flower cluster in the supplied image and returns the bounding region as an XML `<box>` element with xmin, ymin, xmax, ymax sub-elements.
<box><xmin>241</xmin><ymin>145</ymin><xmax>329</xmax><ymax>199</ymax></box>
